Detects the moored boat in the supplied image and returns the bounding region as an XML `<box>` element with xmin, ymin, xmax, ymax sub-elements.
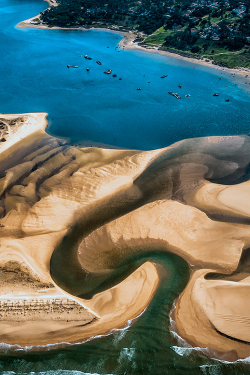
<box><xmin>168</xmin><ymin>92</ymin><xmax>181</xmax><ymax>99</ymax></box>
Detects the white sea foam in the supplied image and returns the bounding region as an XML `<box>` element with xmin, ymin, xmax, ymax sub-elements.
<box><xmin>112</xmin><ymin>327</ymin><xmax>128</xmax><ymax>344</ymax></box>
<box><xmin>0</xmin><ymin>308</ymin><xmax>147</xmax><ymax>353</ymax></box>
<box><xmin>236</xmin><ymin>355</ymin><xmax>250</xmax><ymax>364</ymax></box>
<box><xmin>169</xmin><ymin>329</ymin><xmax>234</xmax><ymax>364</ymax></box>
<box><xmin>118</xmin><ymin>347</ymin><xmax>136</xmax><ymax>363</ymax></box>
<box><xmin>169</xmin><ymin>300</ymin><xmax>250</xmax><ymax>365</ymax></box>
<box><xmin>199</xmin><ymin>364</ymin><xmax>228</xmax><ymax>375</ymax></box>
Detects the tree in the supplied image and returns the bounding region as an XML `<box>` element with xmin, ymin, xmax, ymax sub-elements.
<box><xmin>191</xmin><ymin>45</ymin><xmax>201</xmax><ymax>53</ymax></box>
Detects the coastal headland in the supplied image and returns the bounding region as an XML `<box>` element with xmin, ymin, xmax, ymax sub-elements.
<box><xmin>1</xmin><ymin>113</ymin><xmax>250</xmax><ymax>360</ymax></box>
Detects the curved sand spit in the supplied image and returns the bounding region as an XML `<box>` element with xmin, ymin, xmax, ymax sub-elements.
<box><xmin>1</xmin><ymin>113</ymin><xmax>250</xmax><ymax>359</ymax></box>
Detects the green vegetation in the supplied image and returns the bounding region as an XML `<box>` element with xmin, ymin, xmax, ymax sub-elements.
<box><xmin>143</xmin><ymin>27</ymin><xmax>173</xmax><ymax>46</ymax></box>
<box><xmin>41</xmin><ymin>0</ymin><xmax>168</xmax><ymax>33</ymax></box>
<box><xmin>40</xmin><ymin>0</ymin><xmax>250</xmax><ymax>68</ymax></box>
<box><xmin>209</xmin><ymin>49</ymin><xmax>250</xmax><ymax>67</ymax></box>
<box><xmin>159</xmin><ymin>0</ymin><xmax>250</xmax><ymax>67</ymax></box>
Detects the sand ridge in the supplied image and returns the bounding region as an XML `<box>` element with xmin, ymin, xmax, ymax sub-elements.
<box><xmin>1</xmin><ymin>114</ymin><xmax>250</xmax><ymax>358</ymax></box>
<box><xmin>0</xmin><ymin>113</ymin><xmax>161</xmax><ymax>348</ymax></box>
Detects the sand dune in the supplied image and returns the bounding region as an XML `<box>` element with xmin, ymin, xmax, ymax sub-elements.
<box><xmin>0</xmin><ymin>113</ymin><xmax>162</xmax><ymax>347</ymax></box>
<box><xmin>174</xmin><ymin>269</ymin><xmax>250</xmax><ymax>360</ymax></box>
<box><xmin>186</xmin><ymin>180</ymin><xmax>250</xmax><ymax>221</ymax></box>
<box><xmin>79</xmin><ymin>199</ymin><xmax>250</xmax><ymax>273</ymax></box>
<box><xmin>1</xmin><ymin>113</ymin><xmax>250</xmax><ymax>358</ymax></box>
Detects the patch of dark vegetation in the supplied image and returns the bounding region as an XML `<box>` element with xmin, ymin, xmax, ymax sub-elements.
<box><xmin>0</xmin><ymin>261</ymin><xmax>54</xmax><ymax>290</ymax></box>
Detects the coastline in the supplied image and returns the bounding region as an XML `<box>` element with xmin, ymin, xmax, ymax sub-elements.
<box><xmin>119</xmin><ymin>31</ymin><xmax>250</xmax><ymax>79</ymax></box>
<box><xmin>0</xmin><ymin>262</ymin><xmax>159</xmax><ymax>348</ymax></box>
<box><xmin>16</xmin><ymin>14</ymin><xmax>250</xmax><ymax>80</ymax></box>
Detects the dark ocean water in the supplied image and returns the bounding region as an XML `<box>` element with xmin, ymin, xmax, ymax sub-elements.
<box><xmin>1</xmin><ymin>0</ymin><xmax>250</xmax><ymax>373</ymax></box>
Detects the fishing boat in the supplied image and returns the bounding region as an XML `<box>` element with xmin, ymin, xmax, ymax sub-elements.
<box><xmin>67</xmin><ymin>65</ymin><xmax>79</xmax><ymax>68</ymax></box>
<box><xmin>168</xmin><ymin>92</ymin><xmax>181</xmax><ymax>99</ymax></box>
<box><xmin>185</xmin><ymin>94</ymin><xmax>190</xmax><ymax>97</ymax></box>
<box><xmin>84</xmin><ymin>55</ymin><xmax>92</xmax><ymax>60</ymax></box>
<box><xmin>112</xmin><ymin>74</ymin><xmax>117</xmax><ymax>77</ymax></box>
<box><xmin>96</xmin><ymin>61</ymin><xmax>102</xmax><ymax>65</ymax></box>
<box><xmin>178</xmin><ymin>84</ymin><xmax>183</xmax><ymax>88</ymax></box>
<box><xmin>86</xmin><ymin>68</ymin><xmax>90</xmax><ymax>71</ymax></box>
<box><xmin>213</xmin><ymin>93</ymin><xmax>219</xmax><ymax>96</ymax></box>
<box><xmin>104</xmin><ymin>70</ymin><xmax>112</xmax><ymax>74</ymax></box>
<box><xmin>137</xmin><ymin>88</ymin><xmax>141</xmax><ymax>90</ymax></box>
<box><xmin>161</xmin><ymin>75</ymin><xmax>168</xmax><ymax>78</ymax></box>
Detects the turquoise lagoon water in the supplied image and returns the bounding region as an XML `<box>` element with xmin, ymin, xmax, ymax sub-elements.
<box><xmin>1</xmin><ymin>0</ymin><xmax>250</xmax><ymax>149</ymax></box>
<box><xmin>1</xmin><ymin>0</ymin><xmax>250</xmax><ymax>374</ymax></box>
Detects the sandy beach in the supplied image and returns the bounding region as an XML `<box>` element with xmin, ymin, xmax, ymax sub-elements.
<box><xmin>119</xmin><ymin>30</ymin><xmax>250</xmax><ymax>79</ymax></box>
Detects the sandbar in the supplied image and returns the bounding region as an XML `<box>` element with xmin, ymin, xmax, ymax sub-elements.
<box><xmin>0</xmin><ymin>113</ymin><xmax>161</xmax><ymax>348</ymax></box>
<box><xmin>2</xmin><ymin>111</ymin><xmax>250</xmax><ymax>357</ymax></box>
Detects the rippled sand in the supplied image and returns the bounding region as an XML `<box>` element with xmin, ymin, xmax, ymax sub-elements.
<box><xmin>1</xmin><ymin>113</ymin><xmax>250</xmax><ymax>359</ymax></box>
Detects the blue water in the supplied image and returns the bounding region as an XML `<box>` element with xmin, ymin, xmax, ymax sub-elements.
<box><xmin>1</xmin><ymin>0</ymin><xmax>250</xmax><ymax>150</ymax></box>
